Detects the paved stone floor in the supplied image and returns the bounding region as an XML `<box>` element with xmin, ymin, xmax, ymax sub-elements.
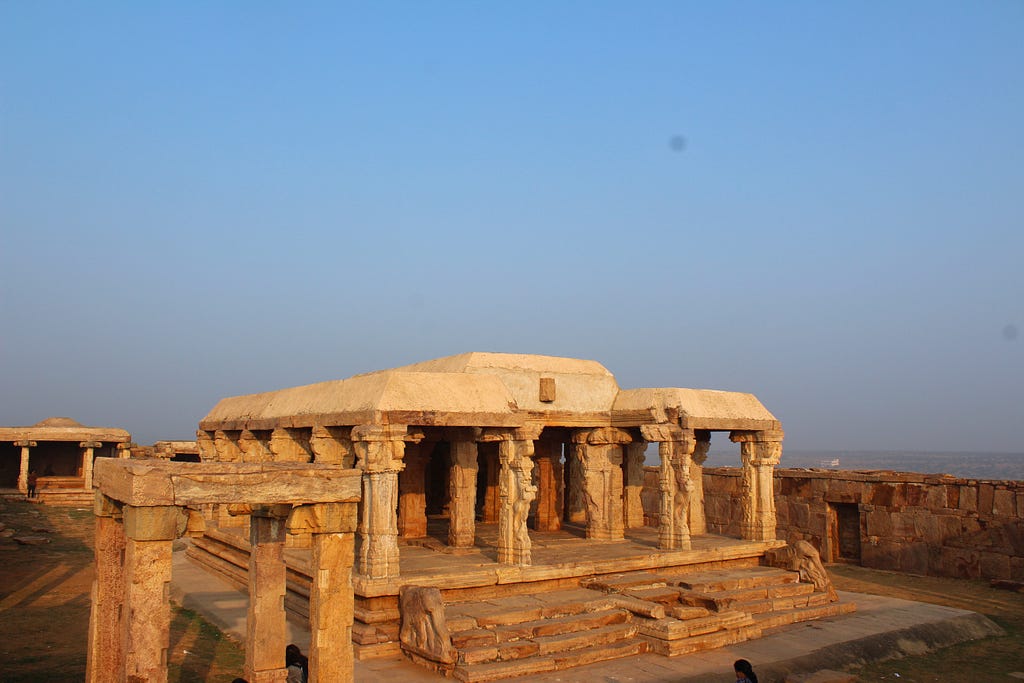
<box><xmin>171</xmin><ymin>546</ymin><xmax>1000</xmax><ymax>682</ymax></box>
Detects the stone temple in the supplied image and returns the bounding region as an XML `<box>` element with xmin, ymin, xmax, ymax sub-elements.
<box><xmin>88</xmin><ymin>352</ymin><xmax>851</xmax><ymax>683</ymax></box>
<box><xmin>173</xmin><ymin>352</ymin><xmax>850</xmax><ymax>680</ymax></box>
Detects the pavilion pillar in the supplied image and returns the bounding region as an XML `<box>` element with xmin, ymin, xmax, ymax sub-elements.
<box><xmin>623</xmin><ymin>442</ymin><xmax>646</xmax><ymax>529</ymax></box>
<box><xmin>117</xmin><ymin>443</ymin><xmax>132</xmax><ymax>459</ymax></box>
<box><xmin>81</xmin><ymin>441</ymin><xmax>101</xmax><ymax>489</ymax></box>
<box><xmin>480</xmin><ymin>446</ymin><xmax>500</xmax><ymax>524</ymax></box>
<box><xmin>448</xmin><ymin>429</ymin><xmax>480</xmax><ymax>548</ymax></box>
<box><xmin>246</xmin><ymin>505</ymin><xmax>291</xmax><ymax>683</ymax></box>
<box><xmin>565</xmin><ymin>444</ymin><xmax>587</xmax><ymax>524</ymax></box>
<box><xmin>641</xmin><ymin>425</ymin><xmax>693</xmax><ymax>550</ymax></box>
<box><xmin>730</xmin><ymin>430</ymin><xmax>784</xmax><ymax>541</ymax></box>
<box><xmin>573</xmin><ymin>428</ymin><xmax>631</xmax><ymax>541</ymax></box>
<box><xmin>352</xmin><ymin>425</ymin><xmax>414</xmax><ymax>580</ymax></box>
<box><xmin>485</xmin><ymin>427</ymin><xmax>539</xmax><ymax>566</ymax></box>
<box><xmin>398</xmin><ymin>442</ymin><xmax>428</xmax><ymax>539</ymax></box>
<box><xmin>288</xmin><ymin>503</ymin><xmax>359</xmax><ymax>683</ymax></box>
<box><xmin>121</xmin><ymin>505</ymin><xmax>181</xmax><ymax>683</ymax></box>
<box><xmin>86</xmin><ymin>494</ymin><xmax>126</xmax><ymax>683</ymax></box>
<box><xmin>532</xmin><ymin>440</ymin><xmax>562</xmax><ymax>532</ymax></box>
<box><xmin>15</xmin><ymin>440</ymin><xmax>34</xmax><ymax>493</ymax></box>
<box><xmin>688</xmin><ymin>431</ymin><xmax>711</xmax><ymax>535</ymax></box>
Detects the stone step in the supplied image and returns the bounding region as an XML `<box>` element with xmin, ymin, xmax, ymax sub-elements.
<box><xmin>643</xmin><ymin>622</ymin><xmax>762</xmax><ymax>657</ymax></box>
<box><xmin>752</xmin><ymin>600</ymin><xmax>858</xmax><ymax>630</ymax></box>
<box><xmin>446</xmin><ymin>588</ymin><xmax>609</xmax><ymax>628</ymax></box>
<box><xmin>581</xmin><ymin>572</ymin><xmax>668</xmax><ymax>593</ymax></box>
<box><xmin>452</xmin><ymin>637</ymin><xmax>648</xmax><ymax>682</ymax></box>
<box><xmin>457</xmin><ymin>621</ymin><xmax>637</xmax><ymax>665</ymax></box>
<box><xmin>452</xmin><ymin>608</ymin><xmax>631</xmax><ymax>648</ymax></box>
<box><xmin>675</xmin><ymin>566</ymin><xmax>799</xmax><ymax>592</ymax></box>
<box><xmin>638</xmin><ymin>610</ymin><xmax>755</xmax><ymax>640</ymax></box>
<box><xmin>679</xmin><ymin>580</ymin><xmax>816</xmax><ymax>611</ymax></box>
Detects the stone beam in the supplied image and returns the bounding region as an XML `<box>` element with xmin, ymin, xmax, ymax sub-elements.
<box><xmin>93</xmin><ymin>459</ymin><xmax>361</xmax><ymax>507</ymax></box>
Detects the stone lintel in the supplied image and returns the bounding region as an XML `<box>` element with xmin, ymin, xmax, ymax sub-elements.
<box><xmin>93</xmin><ymin>459</ymin><xmax>362</xmax><ymax>506</ymax></box>
<box><xmin>639</xmin><ymin>423</ymin><xmax>687</xmax><ymax>443</ymax></box>
<box><xmin>682</xmin><ymin>416</ymin><xmax>782</xmax><ymax>432</ymax></box>
<box><xmin>288</xmin><ymin>502</ymin><xmax>359</xmax><ymax>535</ymax></box>
<box><xmin>574</xmin><ymin>427</ymin><xmax>634</xmax><ymax>445</ymax></box>
<box><xmin>351</xmin><ymin>424</ymin><xmax>412</xmax><ymax>442</ymax></box>
<box><xmin>729</xmin><ymin>429</ymin><xmax>785</xmax><ymax>443</ymax></box>
<box><xmin>123</xmin><ymin>505</ymin><xmax>185</xmax><ymax>541</ymax></box>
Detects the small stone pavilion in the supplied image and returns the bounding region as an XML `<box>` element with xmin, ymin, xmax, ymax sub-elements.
<box><xmin>0</xmin><ymin>417</ymin><xmax>131</xmax><ymax>502</ymax></box>
<box><xmin>188</xmin><ymin>353</ymin><xmax>847</xmax><ymax>680</ymax></box>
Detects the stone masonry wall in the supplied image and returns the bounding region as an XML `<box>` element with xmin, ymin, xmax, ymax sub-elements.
<box><xmin>643</xmin><ymin>466</ymin><xmax>1024</xmax><ymax>582</ymax></box>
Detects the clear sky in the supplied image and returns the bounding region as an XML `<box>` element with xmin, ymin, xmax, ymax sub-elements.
<box><xmin>1</xmin><ymin>2</ymin><xmax>1021</xmax><ymax>452</ymax></box>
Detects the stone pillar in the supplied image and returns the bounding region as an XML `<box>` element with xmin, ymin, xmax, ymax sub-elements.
<box><xmin>688</xmin><ymin>431</ymin><xmax>710</xmax><ymax>535</ymax></box>
<box><xmin>15</xmin><ymin>440</ymin><xmax>33</xmax><ymax>493</ymax></box>
<box><xmin>730</xmin><ymin>430</ymin><xmax>784</xmax><ymax>541</ymax></box>
<box><xmin>573</xmin><ymin>428</ymin><xmax>632</xmax><ymax>541</ymax></box>
<box><xmin>269</xmin><ymin>428</ymin><xmax>313</xmax><ymax>463</ymax></box>
<box><xmin>81</xmin><ymin>441</ymin><xmax>101</xmax><ymax>490</ymax></box>
<box><xmin>640</xmin><ymin>424</ymin><xmax>694</xmax><ymax>550</ymax></box>
<box><xmin>480</xmin><ymin>445</ymin><xmax>500</xmax><ymax>524</ymax></box>
<box><xmin>309</xmin><ymin>426</ymin><xmax>355</xmax><ymax>467</ymax></box>
<box><xmin>398</xmin><ymin>442</ymin><xmax>428</xmax><ymax>539</ymax></box>
<box><xmin>246</xmin><ymin>505</ymin><xmax>291</xmax><ymax>683</ymax></box>
<box><xmin>565</xmin><ymin>444</ymin><xmax>587</xmax><ymax>525</ymax></box>
<box><xmin>121</xmin><ymin>505</ymin><xmax>181</xmax><ymax>683</ymax></box>
<box><xmin>623</xmin><ymin>442</ymin><xmax>646</xmax><ymax>529</ymax></box>
<box><xmin>484</xmin><ymin>427</ymin><xmax>539</xmax><ymax>565</ymax></box>
<box><xmin>532</xmin><ymin>440</ymin><xmax>563</xmax><ymax>532</ymax></box>
<box><xmin>448</xmin><ymin>430</ymin><xmax>480</xmax><ymax>548</ymax></box>
<box><xmin>352</xmin><ymin>425</ymin><xmax>413</xmax><ymax>580</ymax></box>
<box><xmin>86</xmin><ymin>494</ymin><xmax>126</xmax><ymax>683</ymax></box>
<box><xmin>239</xmin><ymin>430</ymin><xmax>273</xmax><ymax>463</ymax></box>
<box><xmin>288</xmin><ymin>503</ymin><xmax>359</xmax><ymax>683</ymax></box>
<box><xmin>117</xmin><ymin>443</ymin><xmax>132</xmax><ymax>459</ymax></box>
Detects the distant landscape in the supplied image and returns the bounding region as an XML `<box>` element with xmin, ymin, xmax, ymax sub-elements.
<box><xmin>703</xmin><ymin>449</ymin><xmax>1024</xmax><ymax>482</ymax></box>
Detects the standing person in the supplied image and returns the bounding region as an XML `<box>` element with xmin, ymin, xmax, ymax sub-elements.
<box><xmin>734</xmin><ymin>658</ymin><xmax>758</xmax><ymax>682</ymax></box>
<box><xmin>27</xmin><ymin>470</ymin><xmax>38</xmax><ymax>499</ymax></box>
<box><xmin>285</xmin><ymin>643</ymin><xmax>308</xmax><ymax>683</ymax></box>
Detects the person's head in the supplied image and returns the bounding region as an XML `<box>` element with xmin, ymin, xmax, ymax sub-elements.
<box><xmin>286</xmin><ymin>643</ymin><xmax>304</xmax><ymax>665</ymax></box>
<box><xmin>735</xmin><ymin>659</ymin><xmax>755</xmax><ymax>679</ymax></box>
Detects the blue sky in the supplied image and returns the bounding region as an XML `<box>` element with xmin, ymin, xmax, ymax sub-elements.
<box><xmin>1</xmin><ymin>2</ymin><xmax>1021</xmax><ymax>452</ymax></box>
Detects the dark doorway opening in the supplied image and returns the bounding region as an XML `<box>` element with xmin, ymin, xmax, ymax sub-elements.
<box><xmin>828</xmin><ymin>502</ymin><xmax>861</xmax><ymax>563</ymax></box>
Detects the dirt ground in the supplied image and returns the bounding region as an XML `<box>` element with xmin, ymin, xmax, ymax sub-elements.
<box><xmin>1</xmin><ymin>496</ymin><xmax>1022</xmax><ymax>682</ymax></box>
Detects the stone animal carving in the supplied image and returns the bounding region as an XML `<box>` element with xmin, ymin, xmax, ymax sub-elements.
<box><xmin>399</xmin><ymin>585</ymin><xmax>455</xmax><ymax>666</ymax></box>
<box><xmin>766</xmin><ymin>540</ymin><xmax>839</xmax><ymax>602</ymax></box>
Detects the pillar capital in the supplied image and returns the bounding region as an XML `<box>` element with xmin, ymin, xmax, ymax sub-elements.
<box><xmin>268</xmin><ymin>427</ymin><xmax>312</xmax><ymax>463</ymax></box>
<box><xmin>123</xmin><ymin>505</ymin><xmax>186</xmax><ymax>541</ymax></box>
<box><xmin>239</xmin><ymin>430</ymin><xmax>273</xmax><ymax>462</ymax></box>
<box><xmin>80</xmin><ymin>440</ymin><xmax>103</xmax><ymax>449</ymax></box>
<box><xmin>479</xmin><ymin>424</ymin><xmax>542</xmax><ymax>443</ymax></box>
<box><xmin>443</xmin><ymin>426</ymin><xmax>483</xmax><ymax>442</ymax></box>
<box><xmin>288</xmin><ymin>502</ymin><xmax>358</xmax><ymax>535</ymax></box>
<box><xmin>729</xmin><ymin>429</ymin><xmax>785</xmax><ymax>444</ymax></box>
<box><xmin>639</xmin><ymin>423</ymin><xmax>686</xmax><ymax>443</ymax></box>
<box><xmin>14</xmin><ymin>440</ymin><xmax>36</xmax><ymax>448</ymax></box>
<box><xmin>94</xmin><ymin>492</ymin><xmax>124</xmax><ymax>520</ymax></box>
<box><xmin>573</xmin><ymin>427</ymin><xmax>634</xmax><ymax>445</ymax></box>
<box><xmin>351</xmin><ymin>424</ymin><xmax>413</xmax><ymax>442</ymax></box>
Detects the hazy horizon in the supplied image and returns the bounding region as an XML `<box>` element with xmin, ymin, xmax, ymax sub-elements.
<box><xmin>2</xmin><ymin>3</ymin><xmax>1021</xmax><ymax>450</ymax></box>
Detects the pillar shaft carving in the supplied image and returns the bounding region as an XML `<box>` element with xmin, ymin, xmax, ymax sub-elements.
<box><xmin>352</xmin><ymin>425</ymin><xmax>414</xmax><ymax>580</ymax></box>
<box><xmin>688</xmin><ymin>432</ymin><xmax>710</xmax><ymax>535</ymax></box>
<box><xmin>641</xmin><ymin>424</ymin><xmax>694</xmax><ymax>550</ymax></box>
<box><xmin>573</xmin><ymin>428</ymin><xmax>632</xmax><ymax>541</ymax></box>
<box><xmin>731</xmin><ymin>430</ymin><xmax>783</xmax><ymax>541</ymax></box>
<box><xmin>86</xmin><ymin>496</ymin><xmax>125</xmax><ymax>683</ymax></box>
<box><xmin>497</xmin><ymin>437</ymin><xmax>536</xmax><ymax>565</ymax></box>
<box><xmin>448</xmin><ymin>438</ymin><xmax>479</xmax><ymax>548</ymax></box>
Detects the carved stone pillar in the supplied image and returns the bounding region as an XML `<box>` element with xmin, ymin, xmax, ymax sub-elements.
<box><xmin>448</xmin><ymin>430</ymin><xmax>480</xmax><ymax>548</ymax></box>
<box><xmin>288</xmin><ymin>503</ymin><xmax>359</xmax><ymax>683</ymax></box>
<box><xmin>573</xmin><ymin>428</ymin><xmax>631</xmax><ymax>541</ymax></box>
<box><xmin>484</xmin><ymin>427</ymin><xmax>539</xmax><ymax>565</ymax></box>
<box><xmin>352</xmin><ymin>425</ymin><xmax>413</xmax><ymax>580</ymax></box>
<box><xmin>532</xmin><ymin>440</ymin><xmax>563</xmax><ymax>532</ymax></box>
<box><xmin>730</xmin><ymin>430</ymin><xmax>784</xmax><ymax>541</ymax></box>
<box><xmin>121</xmin><ymin>505</ymin><xmax>181</xmax><ymax>683</ymax></box>
<box><xmin>239</xmin><ymin>430</ymin><xmax>273</xmax><ymax>463</ymax></box>
<box><xmin>15</xmin><ymin>440</ymin><xmax>33</xmax><ymax>493</ymax></box>
<box><xmin>309</xmin><ymin>426</ymin><xmax>355</xmax><ymax>467</ymax></box>
<box><xmin>245</xmin><ymin>506</ymin><xmax>290</xmax><ymax>683</ymax></box>
<box><xmin>268</xmin><ymin>428</ymin><xmax>312</xmax><ymax>463</ymax></box>
<box><xmin>398</xmin><ymin>442</ymin><xmax>428</xmax><ymax>539</ymax></box>
<box><xmin>81</xmin><ymin>441</ymin><xmax>101</xmax><ymax>490</ymax></box>
<box><xmin>86</xmin><ymin>494</ymin><xmax>126</xmax><ymax>683</ymax></box>
<box><xmin>565</xmin><ymin>443</ymin><xmax>586</xmax><ymax>524</ymax></box>
<box><xmin>623</xmin><ymin>443</ymin><xmax>646</xmax><ymax>529</ymax></box>
<box><xmin>640</xmin><ymin>424</ymin><xmax>694</xmax><ymax>550</ymax></box>
<box><xmin>480</xmin><ymin>444</ymin><xmax>500</xmax><ymax>524</ymax></box>
<box><xmin>688</xmin><ymin>431</ymin><xmax>710</xmax><ymax>535</ymax></box>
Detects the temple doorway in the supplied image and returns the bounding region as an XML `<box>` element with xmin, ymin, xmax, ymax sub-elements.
<box><xmin>0</xmin><ymin>443</ymin><xmax>19</xmax><ymax>488</ymax></box>
<box><xmin>828</xmin><ymin>502</ymin><xmax>861</xmax><ymax>562</ymax></box>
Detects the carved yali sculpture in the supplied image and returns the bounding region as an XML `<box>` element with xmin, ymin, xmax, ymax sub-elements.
<box><xmin>399</xmin><ymin>585</ymin><xmax>455</xmax><ymax>666</ymax></box>
<box><xmin>766</xmin><ymin>540</ymin><xmax>839</xmax><ymax>602</ymax></box>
